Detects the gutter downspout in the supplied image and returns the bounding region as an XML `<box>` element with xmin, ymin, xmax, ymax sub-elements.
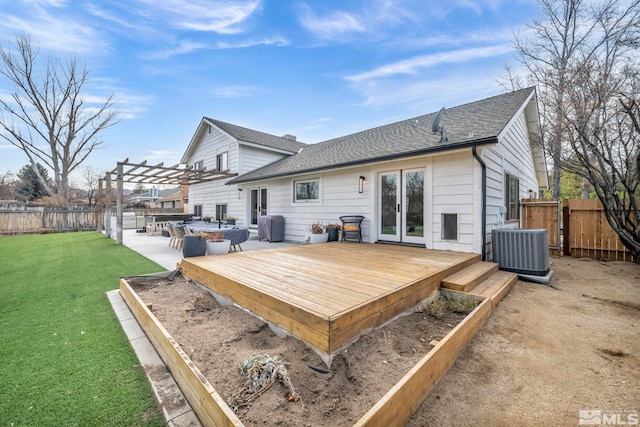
<box><xmin>472</xmin><ymin>146</ymin><xmax>487</xmax><ymax>261</ymax></box>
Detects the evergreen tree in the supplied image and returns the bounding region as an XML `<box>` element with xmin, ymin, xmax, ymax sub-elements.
<box><xmin>16</xmin><ymin>163</ymin><xmax>52</xmax><ymax>201</ymax></box>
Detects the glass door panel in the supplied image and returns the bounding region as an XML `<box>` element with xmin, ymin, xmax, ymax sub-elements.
<box><xmin>250</xmin><ymin>187</ymin><xmax>267</xmax><ymax>226</ymax></box>
<box><xmin>378</xmin><ymin>172</ymin><xmax>401</xmax><ymax>242</ymax></box>
<box><xmin>402</xmin><ymin>169</ymin><xmax>425</xmax><ymax>244</ymax></box>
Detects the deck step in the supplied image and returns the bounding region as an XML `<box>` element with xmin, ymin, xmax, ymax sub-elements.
<box><xmin>441</xmin><ymin>261</ymin><xmax>498</xmax><ymax>292</ymax></box>
<box><xmin>470</xmin><ymin>270</ymin><xmax>518</xmax><ymax>307</ymax></box>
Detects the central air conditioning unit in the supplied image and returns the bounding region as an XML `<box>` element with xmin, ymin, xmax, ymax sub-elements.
<box><xmin>492</xmin><ymin>228</ymin><xmax>550</xmax><ymax>276</ymax></box>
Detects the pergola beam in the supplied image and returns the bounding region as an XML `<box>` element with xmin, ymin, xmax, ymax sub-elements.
<box><xmin>102</xmin><ymin>159</ymin><xmax>237</xmax><ymax>244</ymax></box>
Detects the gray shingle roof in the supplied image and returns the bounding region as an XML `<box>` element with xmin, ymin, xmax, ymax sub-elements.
<box><xmin>205</xmin><ymin>117</ymin><xmax>308</xmax><ymax>154</ymax></box>
<box><xmin>227</xmin><ymin>87</ymin><xmax>536</xmax><ymax>184</ymax></box>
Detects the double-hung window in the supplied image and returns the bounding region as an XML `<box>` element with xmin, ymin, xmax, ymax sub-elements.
<box><xmin>216</xmin><ymin>152</ymin><xmax>228</xmax><ymax>171</ymax></box>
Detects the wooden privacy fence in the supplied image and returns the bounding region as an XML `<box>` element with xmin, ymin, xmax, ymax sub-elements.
<box><xmin>562</xmin><ymin>199</ymin><xmax>634</xmax><ymax>262</ymax></box>
<box><xmin>520</xmin><ymin>198</ymin><xmax>561</xmax><ymax>256</ymax></box>
<box><xmin>0</xmin><ymin>208</ymin><xmax>185</xmax><ymax>235</ymax></box>
<box><xmin>521</xmin><ymin>198</ymin><xmax>634</xmax><ymax>262</ymax></box>
<box><xmin>0</xmin><ymin>210</ymin><xmax>98</xmax><ymax>234</ymax></box>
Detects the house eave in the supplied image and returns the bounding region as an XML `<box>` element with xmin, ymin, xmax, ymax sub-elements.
<box><xmin>239</xmin><ymin>140</ymin><xmax>299</xmax><ymax>155</ymax></box>
<box><xmin>227</xmin><ymin>137</ymin><xmax>498</xmax><ymax>185</ymax></box>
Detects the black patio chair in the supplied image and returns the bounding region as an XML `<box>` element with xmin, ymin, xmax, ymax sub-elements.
<box><xmin>339</xmin><ymin>215</ymin><xmax>364</xmax><ymax>243</ymax></box>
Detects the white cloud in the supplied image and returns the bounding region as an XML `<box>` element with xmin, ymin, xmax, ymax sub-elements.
<box><xmin>349</xmin><ymin>69</ymin><xmax>506</xmax><ymax>110</ymax></box>
<box><xmin>146</xmin><ymin>149</ymin><xmax>182</xmax><ymax>160</ymax></box>
<box><xmin>142</xmin><ymin>40</ymin><xmax>210</xmax><ymax>60</ymax></box>
<box><xmin>23</xmin><ymin>0</ymin><xmax>70</xmax><ymax>7</ymax></box>
<box><xmin>211</xmin><ymin>85</ymin><xmax>260</xmax><ymax>98</ymax></box>
<box><xmin>139</xmin><ymin>0</ymin><xmax>261</xmax><ymax>34</ymax></box>
<box><xmin>298</xmin><ymin>3</ymin><xmax>366</xmax><ymax>40</ymax></box>
<box><xmin>216</xmin><ymin>36</ymin><xmax>289</xmax><ymax>49</ymax></box>
<box><xmin>346</xmin><ymin>44</ymin><xmax>512</xmax><ymax>83</ymax></box>
<box><xmin>0</xmin><ymin>7</ymin><xmax>107</xmax><ymax>54</ymax></box>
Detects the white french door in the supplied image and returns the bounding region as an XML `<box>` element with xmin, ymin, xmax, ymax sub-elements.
<box><xmin>249</xmin><ymin>187</ymin><xmax>268</xmax><ymax>226</ymax></box>
<box><xmin>377</xmin><ymin>168</ymin><xmax>425</xmax><ymax>244</ymax></box>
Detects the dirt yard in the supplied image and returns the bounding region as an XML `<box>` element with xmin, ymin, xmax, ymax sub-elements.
<box><xmin>129</xmin><ymin>255</ymin><xmax>639</xmax><ymax>426</ymax></box>
<box><xmin>409</xmin><ymin>256</ymin><xmax>640</xmax><ymax>426</ymax></box>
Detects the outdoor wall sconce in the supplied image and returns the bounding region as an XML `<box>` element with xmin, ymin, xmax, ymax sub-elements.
<box><xmin>238</xmin><ymin>188</ymin><xmax>243</xmax><ymax>199</ymax></box>
<box><xmin>359</xmin><ymin>176</ymin><xmax>365</xmax><ymax>193</ymax></box>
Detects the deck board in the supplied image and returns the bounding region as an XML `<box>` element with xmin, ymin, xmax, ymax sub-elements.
<box><xmin>180</xmin><ymin>243</ymin><xmax>480</xmax><ymax>356</ymax></box>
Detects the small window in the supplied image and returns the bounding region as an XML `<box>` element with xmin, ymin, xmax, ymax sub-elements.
<box><xmin>193</xmin><ymin>160</ymin><xmax>203</xmax><ymax>171</ymax></box>
<box><xmin>215</xmin><ymin>204</ymin><xmax>227</xmax><ymax>221</ymax></box>
<box><xmin>194</xmin><ymin>204</ymin><xmax>203</xmax><ymax>217</ymax></box>
<box><xmin>505</xmin><ymin>173</ymin><xmax>520</xmax><ymax>221</ymax></box>
<box><xmin>216</xmin><ymin>152</ymin><xmax>228</xmax><ymax>171</ymax></box>
<box><xmin>294</xmin><ymin>179</ymin><xmax>319</xmax><ymax>202</ymax></box>
<box><xmin>442</xmin><ymin>213</ymin><xmax>458</xmax><ymax>241</ymax></box>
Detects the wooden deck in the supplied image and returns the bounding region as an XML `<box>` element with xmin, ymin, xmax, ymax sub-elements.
<box><xmin>180</xmin><ymin>243</ymin><xmax>480</xmax><ymax>358</ymax></box>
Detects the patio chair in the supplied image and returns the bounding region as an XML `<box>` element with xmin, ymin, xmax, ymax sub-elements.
<box><xmin>172</xmin><ymin>225</ymin><xmax>185</xmax><ymax>250</ymax></box>
<box><xmin>166</xmin><ymin>224</ymin><xmax>176</xmax><ymax>248</ymax></box>
<box><xmin>339</xmin><ymin>215</ymin><xmax>364</xmax><ymax>243</ymax></box>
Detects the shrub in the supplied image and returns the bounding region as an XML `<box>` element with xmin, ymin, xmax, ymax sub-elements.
<box><xmin>416</xmin><ymin>291</ymin><xmax>447</xmax><ymax>319</ymax></box>
<box><xmin>445</xmin><ymin>293</ymin><xmax>478</xmax><ymax>313</ymax></box>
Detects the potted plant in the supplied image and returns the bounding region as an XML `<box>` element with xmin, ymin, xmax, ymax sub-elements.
<box><xmin>308</xmin><ymin>222</ymin><xmax>328</xmax><ymax>244</ymax></box>
<box><xmin>183</xmin><ymin>231</ymin><xmax>207</xmax><ymax>258</ymax></box>
<box><xmin>224</xmin><ymin>215</ymin><xmax>236</xmax><ymax>226</ymax></box>
<box><xmin>206</xmin><ymin>231</ymin><xmax>231</xmax><ymax>255</ymax></box>
<box><xmin>325</xmin><ymin>223</ymin><xmax>341</xmax><ymax>241</ymax></box>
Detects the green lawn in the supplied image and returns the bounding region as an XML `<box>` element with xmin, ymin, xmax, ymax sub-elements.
<box><xmin>0</xmin><ymin>232</ymin><xmax>167</xmax><ymax>426</ymax></box>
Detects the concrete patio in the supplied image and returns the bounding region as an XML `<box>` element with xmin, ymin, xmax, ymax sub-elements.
<box><xmin>117</xmin><ymin>228</ymin><xmax>295</xmax><ymax>270</ymax></box>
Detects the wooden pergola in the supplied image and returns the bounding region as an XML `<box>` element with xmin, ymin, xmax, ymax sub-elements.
<box><xmin>98</xmin><ymin>159</ymin><xmax>237</xmax><ymax>244</ymax></box>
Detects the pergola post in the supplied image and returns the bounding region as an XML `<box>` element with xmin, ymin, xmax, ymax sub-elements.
<box><xmin>97</xmin><ymin>178</ymin><xmax>103</xmax><ymax>232</ymax></box>
<box><xmin>116</xmin><ymin>162</ymin><xmax>124</xmax><ymax>245</ymax></box>
<box><xmin>105</xmin><ymin>173</ymin><xmax>112</xmax><ymax>239</ymax></box>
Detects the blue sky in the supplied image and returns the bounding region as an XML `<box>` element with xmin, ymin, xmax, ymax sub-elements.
<box><xmin>0</xmin><ymin>0</ymin><xmax>539</xmax><ymax>183</ymax></box>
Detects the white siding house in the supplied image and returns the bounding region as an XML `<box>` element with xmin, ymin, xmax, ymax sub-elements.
<box><xmin>181</xmin><ymin>118</ymin><xmax>306</xmax><ymax>222</ymax></box>
<box><xmin>182</xmin><ymin>88</ymin><xmax>547</xmax><ymax>260</ymax></box>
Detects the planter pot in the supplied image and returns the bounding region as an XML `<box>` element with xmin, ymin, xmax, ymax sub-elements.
<box><xmin>326</xmin><ymin>228</ymin><xmax>339</xmax><ymax>241</ymax></box>
<box><xmin>206</xmin><ymin>239</ymin><xmax>231</xmax><ymax>255</ymax></box>
<box><xmin>226</xmin><ymin>219</ymin><xmax>236</xmax><ymax>226</ymax></box>
<box><xmin>183</xmin><ymin>235</ymin><xmax>207</xmax><ymax>258</ymax></box>
<box><xmin>308</xmin><ymin>233</ymin><xmax>329</xmax><ymax>244</ymax></box>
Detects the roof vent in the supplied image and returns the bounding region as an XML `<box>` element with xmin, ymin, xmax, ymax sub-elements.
<box><xmin>282</xmin><ymin>134</ymin><xmax>297</xmax><ymax>141</ymax></box>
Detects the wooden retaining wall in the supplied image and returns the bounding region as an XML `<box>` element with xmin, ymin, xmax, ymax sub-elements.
<box><xmin>120</xmin><ymin>276</ymin><xmax>510</xmax><ymax>427</ymax></box>
<box><xmin>119</xmin><ymin>279</ymin><xmax>243</xmax><ymax>427</ymax></box>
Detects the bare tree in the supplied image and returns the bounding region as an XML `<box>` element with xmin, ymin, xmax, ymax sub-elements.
<box><xmin>514</xmin><ymin>0</ymin><xmax>598</xmax><ymax>199</ymax></box>
<box><xmin>79</xmin><ymin>165</ymin><xmax>102</xmax><ymax>207</ymax></box>
<box><xmin>0</xmin><ymin>171</ymin><xmax>18</xmax><ymax>200</ymax></box>
<box><xmin>0</xmin><ymin>33</ymin><xmax>119</xmax><ymax>207</ymax></box>
<box><xmin>557</xmin><ymin>3</ymin><xmax>640</xmax><ymax>263</ymax></box>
